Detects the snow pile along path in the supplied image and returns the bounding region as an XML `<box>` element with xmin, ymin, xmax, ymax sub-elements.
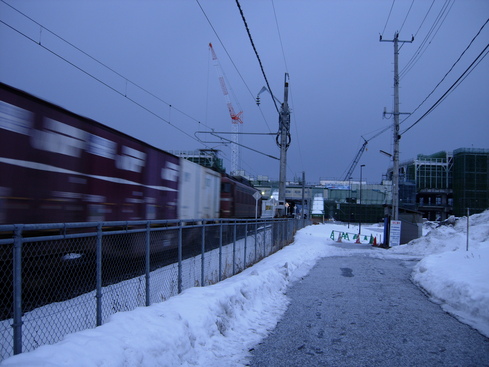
<box><xmin>2</xmin><ymin>212</ymin><xmax>489</xmax><ymax>366</ymax></box>
<box><xmin>390</xmin><ymin>211</ymin><xmax>489</xmax><ymax>337</ymax></box>
<box><xmin>1</xmin><ymin>226</ymin><xmax>334</xmax><ymax>367</ymax></box>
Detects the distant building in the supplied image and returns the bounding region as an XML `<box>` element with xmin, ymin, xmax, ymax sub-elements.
<box><xmin>388</xmin><ymin>148</ymin><xmax>488</xmax><ymax>220</ymax></box>
<box><xmin>171</xmin><ymin>149</ymin><xmax>225</xmax><ymax>173</ymax></box>
<box><xmin>249</xmin><ymin>147</ymin><xmax>488</xmax><ymax>222</ymax></box>
<box><xmin>453</xmin><ymin>148</ymin><xmax>489</xmax><ymax>216</ymax></box>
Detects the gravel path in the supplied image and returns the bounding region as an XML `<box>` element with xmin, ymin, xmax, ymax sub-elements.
<box><xmin>248</xmin><ymin>256</ymin><xmax>489</xmax><ymax>366</ymax></box>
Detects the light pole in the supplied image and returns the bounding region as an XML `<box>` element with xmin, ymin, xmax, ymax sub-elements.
<box><xmin>359</xmin><ymin>164</ymin><xmax>365</xmax><ymax>235</ymax></box>
<box><xmin>348</xmin><ymin>176</ymin><xmax>352</xmax><ymax>228</ymax></box>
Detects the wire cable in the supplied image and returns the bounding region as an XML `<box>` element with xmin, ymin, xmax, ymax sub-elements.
<box><xmin>413</xmin><ymin>0</ymin><xmax>435</xmax><ymax>39</ymax></box>
<box><xmin>399</xmin><ymin>0</ymin><xmax>414</xmax><ymax>34</ymax></box>
<box><xmin>400</xmin><ymin>0</ymin><xmax>454</xmax><ymax>79</ymax></box>
<box><xmin>271</xmin><ymin>0</ymin><xmax>289</xmax><ymax>73</ymax></box>
<box><xmin>235</xmin><ymin>0</ymin><xmax>280</xmax><ymax>115</ymax></box>
<box><xmin>382</xmin><ymin>0</ymin><xmax>396</xmax><ymax>37</ymax></box>
<box><xmin>400</xmin><ymin>17</ymin><xmax>489</xmax><ymax>126</ymax></box>
<box><xmin>0</xmin><ymin>0</ymin><xmax>215</xmax><ymax>134</ymax></box>
<box><xmin>401</xmin><ymin>43</ymin><xmax>489</xmax><ymax>135</ymax></box>
<box><xmin>195</xmin><ymin>0</ymin><xmax>273</xmax><ymax>133</ymax></box>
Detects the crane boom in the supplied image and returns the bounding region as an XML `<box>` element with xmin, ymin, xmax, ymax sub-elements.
<box><xmin>343</xmin><ymin>138</ymin><xmax>368</xmax><ymax>181</ymax></box>
<box><xmin>209</xmin><ymin>43</ymin><xmax>243</xmax><ymax>175</ymax></box>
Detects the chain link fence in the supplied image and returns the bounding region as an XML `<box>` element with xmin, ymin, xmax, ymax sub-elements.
<box><xmin>0</xmin><ymin>217</ymin><xmax>308</xmax><ymax>361</ymax></box>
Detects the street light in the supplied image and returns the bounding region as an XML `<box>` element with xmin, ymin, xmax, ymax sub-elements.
<box><xmin>348</xmin><ymin>176</ymin><xmax>352</xmax><ymax>228</ymax></box>
<box><xmin>359</xmin><ymin>164</ymin><xmax>365</xmax><ymax>235</ymax></box>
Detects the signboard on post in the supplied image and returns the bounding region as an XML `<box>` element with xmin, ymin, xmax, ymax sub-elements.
<box><xmin>253</xmin><ymin>191</ymin><xmax>261</xmax><ymax>219</ymax></box>
<box><xmin>389</xmin><ymin>220</ymin><xmax>402</xmax><ymax>246</ymax></box>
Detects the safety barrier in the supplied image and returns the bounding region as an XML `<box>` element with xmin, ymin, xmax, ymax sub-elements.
<box><xmin>329</xmin><ymin>230</ymin><xmax>380</xmax><ymax>246</ymax></box>
<box><xmin>0</xmin><ymin>217</ymin><xmax>309</xmax><ymax>361</ymax></box>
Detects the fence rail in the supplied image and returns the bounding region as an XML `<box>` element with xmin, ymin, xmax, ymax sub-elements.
<box><xmin>0</xmin><ymin>217</ymin><xmax>308</xmax><ymax>361</ymax></box>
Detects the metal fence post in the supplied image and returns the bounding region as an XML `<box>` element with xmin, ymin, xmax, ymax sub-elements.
<box><xmin>145</xmin><ymin>222</ymin><xmax>151</xmax><ymax>306</ymax></box>
<box><xmin>254</xmin><ymin>220</ymin><xmax>258</xmax><ymax>263</ymax></box>
<box><xmin>12</xmin><ymin>225</ymin><xmax>23</xmax><ymax>355</ymax></box>
<box><xmin>178</xmin><ymin>221</ymin><xmax>183</xmax><ymax>294</ymax></box>
<box><xmin>219</xmin><ymin>221</ymin><xmax>223</xmax><ymax>282</ymax></box>
<box><xmin>244</xmin><ymin>221</ymin><xmax>248</xmax><ymax>268</ymax></box>
<box><xmin>232</xmin><ymin>220</ymin><xmax>237</xmax><ymax>276</ymax></box>
<box><xmin>96</xmin><ymin>223</ymin><xmax>103</xmax><ymax>327</ymax></box>
<box><xmin>201</xmin><ymin>223</ymin><xmax>205</xmax><ymax>287</ymax></box>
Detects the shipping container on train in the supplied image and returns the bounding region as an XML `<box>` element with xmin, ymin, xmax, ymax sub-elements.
<box><xmin>0</xmin><ymin>82</ymin><xmax>180</xmax><ymax>224</ymax></box>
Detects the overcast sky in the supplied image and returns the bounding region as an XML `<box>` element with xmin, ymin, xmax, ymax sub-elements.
<box><xmin>1</xmin><ymin>0</ymin><xmax>488</xmax><ymax>183</ymax></box>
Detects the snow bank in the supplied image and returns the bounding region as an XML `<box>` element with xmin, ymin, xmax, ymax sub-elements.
<box><xmin>403</xmin><ymin>211</ymin><xmax>489</xmax><ymax>337</ymax></box>
<box><xmin>0</xmin><ymin>226</ymin><xmax>334</xmax><ymax>367</ymax></box>
<box><xmin>2</xmin><ymin>211</ymin><xmax>488</xmax><ymax>366</ymax></box>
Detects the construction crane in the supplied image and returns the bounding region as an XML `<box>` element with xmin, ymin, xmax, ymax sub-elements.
<box><xmin>343</xmin><ymin>138</ymin><xmax>368</xmax><ymax>181</ymax></box>
<box><xmin>343</xmin><ymin>121</ymin><xmax>394</xmax><ymax>181</ymax></box>
<box><xmin>209</xmin><ymin>42</ymin><xmax>243</xmax><ymax>176</ymax></box>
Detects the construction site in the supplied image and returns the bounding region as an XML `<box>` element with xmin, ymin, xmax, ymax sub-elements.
<box><xmin>251</xmin><ymin>147</ymin><xmax>489</xmax><ymax>223</ymax></box>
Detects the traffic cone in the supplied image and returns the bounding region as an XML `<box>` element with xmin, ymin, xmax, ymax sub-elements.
<box><xmin>337</xmin><ymin>233</ymin><xmax>342</xmax><ymax>243</ymax></box>
<box><xmin>373</xmin><ymin>236</ymin><xmax>377</xmax><ymax>246</ymax></box>
<box><xmin>330</xmin><ymin>231</ymin><xmax>336</xmax><ymax>240</ymax></box>
<box><xmin>355</xmin><ymin>234</ymin><xmax>361</xmax><ymax>244</ymax></box>
<box><xmin>369</xmin><ymin>234</ymin><xmax>374</xmax><ymax>244</ymax></box>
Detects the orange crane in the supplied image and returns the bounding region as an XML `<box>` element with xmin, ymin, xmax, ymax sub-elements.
<box><xmin>209</xmin><ymin>42</ymin><xmax>243</xmax><ymax>175</ymax></box>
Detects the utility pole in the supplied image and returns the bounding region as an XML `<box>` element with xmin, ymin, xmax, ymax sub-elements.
<box><xmin>278</xmin><ymin>73</ymin><xmax>291</xmax><ymax>216</ymax></box>
<box><xmin>255</xmin><ymin>73</ymin><xmax>290</xmax><ymax>217</ymax></box>
<box><xmin>380</xmin><ymin>32</ymin><xmax>413</xmax><ymax>221</ymax></box>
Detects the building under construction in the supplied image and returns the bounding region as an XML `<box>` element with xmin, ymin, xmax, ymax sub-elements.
<box><xmin>390</xmin><ymin>148</ymin><xmax>489</xmax><ymax>220</ymax></box>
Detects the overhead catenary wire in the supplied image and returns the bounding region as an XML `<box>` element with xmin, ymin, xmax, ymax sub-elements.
<box><xmin>271</xmin><ymin>0</ymin><xmax>289</xmax><ymax>73</ymax></box>
<box><xmin>235</xmin><ymin>0</ymin><xmax>280</xmax><ymax>115</ymax></box>
<box><xmin>0</xmin><ymin>0</ymin><xmax>214</xmax><ymax>133</ymax></box>
<box><xmin>195</xmin><ymin>0</ymin><xmax>273</xmax><ymax>133</ymax></box>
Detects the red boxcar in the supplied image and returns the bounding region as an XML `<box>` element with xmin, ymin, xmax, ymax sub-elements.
<box><xmin>220</xmin><ymin>175</ymin><xmax>261</xmax><ymax>219</ymax></box>
<box><xmin>0</xmin><ymin>83</ymin><xmax>179</xmax><ymax>224</ymax></box>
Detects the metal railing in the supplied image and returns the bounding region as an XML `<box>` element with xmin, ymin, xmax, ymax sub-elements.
<box><xmin>0</xmin><ymin>217</ymin><xmax>308</xmax><ymax>360</ymax></box>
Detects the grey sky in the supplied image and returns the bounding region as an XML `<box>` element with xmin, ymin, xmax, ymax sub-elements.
<box><xmin>1</xmin><ymin>0</ymin><xmax>488</xmax><ymax>183</ymax></box>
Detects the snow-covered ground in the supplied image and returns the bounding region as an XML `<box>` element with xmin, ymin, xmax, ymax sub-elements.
<box><xmin>2</xmin><ymin>211</ymin><xmax>488</xmax><ymax>367</ymax></box>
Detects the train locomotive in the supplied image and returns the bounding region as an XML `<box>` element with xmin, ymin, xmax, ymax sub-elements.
<box><xmin>0</xmin><ymin>82</ymin><xmax>261</xmax><ymax>225</ymax></box>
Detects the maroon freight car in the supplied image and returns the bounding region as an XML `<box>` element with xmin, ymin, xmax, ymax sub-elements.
<box><xmin>0</xmin><ymin>83</ymin><xmax>179</xmax><ymax>224</ymax></box>
<box><xmin>220</xmin><ymin>174</ymin><xmax>261</xmax><ymax>219</ymax></box>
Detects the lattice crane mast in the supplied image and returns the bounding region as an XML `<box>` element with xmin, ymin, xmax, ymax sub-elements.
<box><xmin>343</xmin><ymin>137</ymin><xmax>368</xmax><ymax>181</ymax></box>
<box><xmin>209</xmin><ymin>42</ymin><xmax>243</xmax><ymax>176</ymax></box>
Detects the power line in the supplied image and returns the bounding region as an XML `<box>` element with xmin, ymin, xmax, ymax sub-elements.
<box><xmin>381</xmin><ymin>0</ymin><xmax>396</xmax><ymax>37</ymax></box>
<box><xmin>195</xmin><ymin>0</ymin><xmax>273</xmax><ymax>133</ymax></box>
<box><xmin>400</xmin><ymin>17</ymin><xmax>489</xmax><ymax>126</ymax></box>
<box><xmin>400</xmin><ymin>0</ymin><xmax>454</xmax><ymax>78</ymax></box>
<box><xmin>401</xmin><ymin>43</ymin><xmax>489</xmax><ymax>135</ymax></box>
<box><xmin>235</xmin><ymin>0</ymin><xmax>280</xmax><ymax>115</ymax></box>
<box><xmin>399</xmin><ymin>0</ymin><xmax>414</xmax><ymax>34</ymax></box>
<box><xmin>413</xmin><ymin>0</ymin><xmax>436</xmax><ymax>39</ymax></box>
<box><xmin>271</xmin><ymin>0</ymin><xmax>289</xmax><ymax>73</ymax></box>
<box><xmin>3</xmin><ymin>17</ymin><xmax>210</xmax><ymax>146</ymax></box>
<box><xmin>348</xmin><ymin>17</ymin><xmax>489</xmax><ymax>173</ymax></box>
<box><xmin>0</xmin><ymin>0</ymin><xmax>215</xmax><ymax>135</ymax></box>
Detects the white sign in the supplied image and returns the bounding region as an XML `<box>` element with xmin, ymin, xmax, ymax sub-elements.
<box><xmin>253</xmin><ymin>191</ymin><xmax>261</xmax><ymax>219</ymax></box>
<box><xmin>390</xmin><ymin>220</ymin><xmax>402</xmax><ymax>246</ymax></box>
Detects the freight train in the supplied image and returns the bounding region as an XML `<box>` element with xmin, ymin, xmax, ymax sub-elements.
<box><xmin>0</xmin><ymin>82</ymin><xmax>261</xmax><ymax>225</ymax></box>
